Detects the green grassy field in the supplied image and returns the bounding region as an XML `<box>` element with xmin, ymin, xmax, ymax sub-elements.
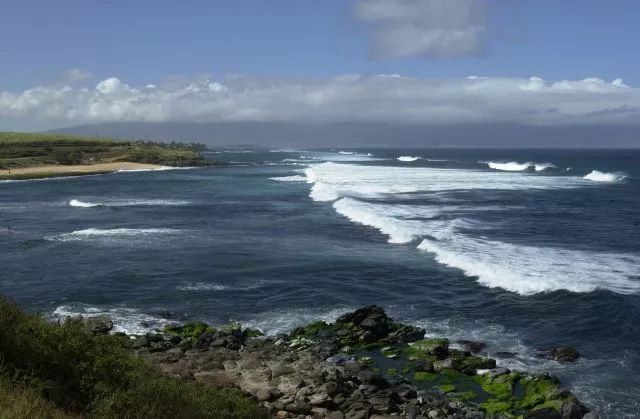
<box><xmin>0</xmin><ymin>131</ymin><xmax>207</xmax><ymax>169</ymax></box>
<box><xmin>0</xmin><ymin>298</ymin><xmax>262</xmax><ymax>419</ymax></box>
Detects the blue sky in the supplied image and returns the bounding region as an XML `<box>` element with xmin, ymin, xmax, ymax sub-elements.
<box><xmin>1</xmin><ymin>0</ymin><xmax>640</xmax><ymax>130</ymax></box>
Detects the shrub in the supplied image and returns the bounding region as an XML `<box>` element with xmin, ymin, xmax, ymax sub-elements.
<box><xmin>0</xmin><ymin>298</ymin><xmax>262</xmax><ymax>418</ymax></box>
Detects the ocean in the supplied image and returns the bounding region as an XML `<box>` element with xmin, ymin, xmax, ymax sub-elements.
<box><xmin>1</xmin><ymin>148</ymin><xmax>639</xmax><ymax>417</ymax></box>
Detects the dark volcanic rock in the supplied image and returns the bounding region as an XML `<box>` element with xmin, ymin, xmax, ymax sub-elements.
<box><xmin>536</xmin><ymin>346</ymin><xmax>580</xmax><ymax>362</ymax></box>
<box><xmin>456</xmin><ymin>339</ymin><xmax>487</xmax><ymax>354</ymax></box>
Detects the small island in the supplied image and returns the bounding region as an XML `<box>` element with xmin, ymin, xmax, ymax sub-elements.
<box><xmin>0</xmin><ymin>131</ymin><xmax>209</xmax><ymax>181</ymax></box>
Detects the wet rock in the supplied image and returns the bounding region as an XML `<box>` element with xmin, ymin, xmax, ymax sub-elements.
<box><xmin>84</xmin><ymin>315</ymin><xmax>113</xmax><ymax>334</ymax></box>
<box><xmin>456</xmin><ymin>339</ymin><xmax>487</xmax><ymax>354</ymax></box>
<box><xmin>536</xmin><ymin>347</ymin><xmax>580</xmax><ymax>363</ymax></box>
<box><xmin>524</xmin><ymin>407</ymin><xmax>561</xmax><ymax>419</ymax></box>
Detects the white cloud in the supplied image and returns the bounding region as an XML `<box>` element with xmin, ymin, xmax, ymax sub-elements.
<box><xmin>354</xmin><ymin>0</ymin><xmax>488</xmax><ymax>59</ymax></box>
<box><xmin>63</xmin><ymin>68</ymin><xmax>93</xmax><ymax>82</ymax></box>
<box><xmin>0</xmin><ymin>74</ymin><xmax>639</xmax><ymax>130</ymax></box>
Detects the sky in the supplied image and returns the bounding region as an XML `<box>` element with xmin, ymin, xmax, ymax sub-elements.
<box><xmin>1</xmin><ymin>0</ymin><xmax>640</xmax><ymax>132</ymax></box>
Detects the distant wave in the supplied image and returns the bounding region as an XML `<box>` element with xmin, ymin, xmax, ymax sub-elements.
<box><xmin>48</xmin><ymin>228</ymin><xmax>180</xmax><ymax>242</ymax></box>
<box><xmin>486</xmin><ymin>161</ymin><xmax>533</xmax><ymax>171</ymax></box>
<box><xmin>583</xmin><ymin>170</ymin><xmax>626</xmax><ymax>182</ymax></box>
<box><xmin>69</xmin><ymin>199</ymin><xmax>191</xmax><ymax>208</ymax></box>
<box><xmin>397</xmin><ymin>156</ymin><xmax>421</xmax><ymax>162</ymax></box>
<box><xmin>534</xmin><ymin>163</ymin><xmax>556</xmax><ymax>172</ymax></box>
<box><xmin>301</xmin><ymin>162</ymin><xmax>640</xmax><ymax>296</ymax></box>
<box><xmin>269</xmin><ymin>175</ymin><xmax>307</xmax><ymax>182</ymax></box>
<box><xmin>177</xmin><ymin>281</ymin><xmax>265</xmax><ymax>291</ymax></box>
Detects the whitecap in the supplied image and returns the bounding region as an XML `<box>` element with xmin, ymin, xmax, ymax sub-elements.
<box><xmin>69</xmin><ymin>198</ymin><xmax>191</xmax><ymax>208</ymax></box>
<box><xmin>583</xmin><ymin>170</ymin><xmax>626</xmax><ymax>182</ymax></box>
<box><xmin>534</xmin><ymin>163</ymin><xmax>556</xmax><ymax>171</ymax></box>
<box><xmin>269</xmin><ymin>175</ymin><xmax>307</xmax><ymax>182</ymax></box>
<box><xmin>177</xmin><ymin>281</ymin><xmax>265</xmax><ymax>291</ymax></box>
<box><xmin>48</xmin><ymin>228</ymin><xmax>181</xmax><ymax>242</ymax></box>
<box><xmin>397</xmin><ymin>156</ymin><xmax>421</xmax><ymax>162</ymax></box>
<box><xmin>486</xmin><ymin>161</ymin><xmax>533</xmax><ymax>171</ymax></box>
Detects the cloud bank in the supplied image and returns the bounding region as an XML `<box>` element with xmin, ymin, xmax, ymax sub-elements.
<box><xmin>1</xmin><ymin>73</ymin><xmax>639</xmax><ymax>130</ymax></box>
<box><xmin>354</xmin><ymin>0</ymin><xmax>488</xmax><ymax>58</ymax></box>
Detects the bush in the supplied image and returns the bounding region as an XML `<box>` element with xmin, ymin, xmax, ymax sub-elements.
<box><xmin>0</xmin><ymin>298</ymin><xmax>262</xmax><ymax>418</ymax></box>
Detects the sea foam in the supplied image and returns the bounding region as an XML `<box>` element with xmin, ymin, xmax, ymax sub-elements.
<box><xmin>69</xmin><ymin>198</ymin><xmax>191</xmax><ymax>208</ymax></box>
<box><xmin>397</xmin><ymin>156</ymin><xmax>421</xmax><ymax>162</ymax></box>
<box><xmin>583</xmin><ymin>170</ymin><xmax>626</xmax><ymax>182</ymax></box>
<box><xmin>302</xmin><ymin>162</ymin><xmax>640</xmax><ymax>296</ymax></box>
<box><xmin>486</xmin><ymin>161</ymin><xmax>533</xmax><ymax>171</ymax></box>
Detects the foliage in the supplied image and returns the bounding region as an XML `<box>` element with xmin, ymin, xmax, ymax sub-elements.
<box><xmin>0</xmin><ymin>298</ymin><xmax>262</xmax><ymax>419</ymax></box>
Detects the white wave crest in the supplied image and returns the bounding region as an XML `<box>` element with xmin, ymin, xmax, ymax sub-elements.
<box><xmin>304</xmin><ymin>162</ymin><xmax>582</xmax><ymax>202</ymax></box>
<box><xmin>49</xmin><ymin>228</ymin><xmax>180</xmax><ymax>242</ymax></box>
<box><xmin>69</xmin><ymin>199</ymin><xmax>99</xmax><ymax>207</ymax></box>
<box><xmin>486</xmin><ymin>161</ymin><xmax>533</xmax><ymax>171</ymax></box>
<box><xmin>269</xmin><ymin>175</ymin><xmax>307</xmax><ymax>182</ymax></box>
<box><xmin>417</xmin><ymin>236</ymin><xmax>640</xmax><ymax>295</ymax></box>
<box><xmin>397</xmin><ymin>156</ymin><xmax>421</xmax><ymax>162</ymax></box>
<box><xmin>583</xmin><ymin>170</ymin><xmax>626</xmax><ymax>182</ymax></box>
<box><xmin>69</xmin><ymin>198</ymin><xmax>190</xmax><ymax>208</ymax></box>
<box><xmin>177</xmin><ymin>281</ymin><xmax>265</xmax><ymax>291</ymax></box>
<box><xmin>534</xmin><ymin>163</ymin><xmax>556</xmax><ymax>171</ymax></box>
<box><xmin>52</xmin><ymin>304</ymin><xmax>172</xmax><ymax>335</ymax></box>
<box><xmin>302</xmin><ymin>162</ymin><xmax>640</xmax><ymax>296</ymax></box>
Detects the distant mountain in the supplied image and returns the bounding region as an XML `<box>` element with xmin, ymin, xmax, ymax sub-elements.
<box><xmin>48</xmin><ymin>121</ymin><xmax>640</xmax><ymax>148</ymax></box>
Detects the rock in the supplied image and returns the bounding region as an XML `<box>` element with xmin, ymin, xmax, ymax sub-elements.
<box><xmin>193</xmin><ymin>370</ymin><xmax>235</xmax><ymax>388</ymax></box>
<box><xmin>255</xmin><ymin>388</ymin><xmax>272</xmax><ymax>401</ymax></box>
<box><xmin>327</xmin><ymin>354</ymin><xmax>358</xmax><ymax>365</ymax></box>
<box><xmin>285</xmin><ymin>401</ymin><xmax>311</xmax><ymax>415</ymax></box>
<box><xmin>487</xmin><ymin>367</ymin><xmax>510</xmax><ymax>379</ymax></box>
<box><xmin>456</xmin><ymin>339</ymin><xmax>486</xmax><ymax>354</ymax></box>
<box><xmin>560</xmin><ymin>401</ymin><xmax>588</xmax><ymax>418</ymax></box>
<box><xmin>326</xmin><ymin>412</ymin><xmax>345</xmax><ymax>419</ymax></box>
<box><xmin>536</xmin><ymin>346</ymin><xmax>579</xmax><ymax>362</ymax></box>
<box><xmin>523</xmin><ymin>407</ymin><xmax>561</xmax><ymax>419</ymax></box>
<box><xmin>275</xmin><ymin>410</ymin><xmax>289</xmax><ymax>418</ymax></box>
<box><xmin>84</xmin><ymin>315</ymin><xmax>113</xmax><ymax>334</ymax></box>
<box><xmin>582</xmin><ymin>413</ymin><xmax>601</xmax><ymax>419</ymax></box>
<box><xmin>270</xmin><ymin>362</ymin><xmax>296</xmax><ymax>379</ymax></box>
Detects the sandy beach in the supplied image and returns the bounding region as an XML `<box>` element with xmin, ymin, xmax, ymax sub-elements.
<box><xmin>0</xmin><ymin>162</ymin><xmax>164</xmax><ymax>179</ymax></box>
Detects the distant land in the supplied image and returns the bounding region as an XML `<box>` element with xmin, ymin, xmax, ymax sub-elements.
<box><xmin>0</xmin><ymin>131</ymin><xmax>208</xmax><ymax>180</ymax></box>
<box><xmin>48</xmin><ymin>122</ymin><xmax>640</xmax><ymax>149</ymax></box>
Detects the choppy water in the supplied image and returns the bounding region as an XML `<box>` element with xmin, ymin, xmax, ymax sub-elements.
<box><xmin>1</xmin><ymin>148</ymin><xmax>639</xmax><ymax>417</ymax></box>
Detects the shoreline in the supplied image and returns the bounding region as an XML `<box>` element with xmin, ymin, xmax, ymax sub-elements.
<box><xmin>0</xmin><ymin>162</ymin><xmax>166</xmax><ymax>180</ymax></box>
<box><xmin>87</xmin><ymin>305</ymin><xmax>594</xmax><ymax>418</ymax></box>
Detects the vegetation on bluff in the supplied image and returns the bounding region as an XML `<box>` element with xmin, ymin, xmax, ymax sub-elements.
<box><xmin>0</xmin><ymin>131</ymin><xmax>207</xmax><ymax>172</ymax></box>
<box><xmin>0</xmin><ymin>298</ymin><xmax>261</xmax><ymax>418</ymax></box>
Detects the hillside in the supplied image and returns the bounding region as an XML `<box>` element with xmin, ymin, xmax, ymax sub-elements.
<box><xmin>0</xmin><ymin>131</ymin><xmax>207</xmax><ymax>172</ymax></box>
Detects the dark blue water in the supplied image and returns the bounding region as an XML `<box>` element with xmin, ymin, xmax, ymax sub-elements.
<box><xmin>1</xmin><ymin>148</ymin><xmax>639</xmax><ymax>417</ymax></box>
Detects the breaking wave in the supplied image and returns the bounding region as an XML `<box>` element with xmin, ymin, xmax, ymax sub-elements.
<box><xmin>269</xmin><ymin>175</ymin><xmax>307</xmax><ymax>182</ymax></box>
<box><xmin>583</xmin><ymin>170</ymin><xmax>626</xmax><ymax>183</ymax></box>
<box><xmin>302</xmin><ymin>162</ymin><xmax>640</xmax><ymax>296</ymax></box>
<box><xmin>534</xmin><ymin>163</ymin><xmax>556</xmax><ymax>171</ymax></box>
<box><xmin>397</xmin><ymin>156</ymin><xmax>421</xmax><ymax>162</ymax></box>
<box><xmin>69</xmin><ymin>199</ymin><xmax>191</xmax><ymax>208</ymax></box>
<box><xmin>486</xmin><ymin>161</ymin><xmax>533</xmax><ymax>171</ymax></box>
<box><xmin>48</xmin><ymin>228</ymin><xmax>181</xmax><ymax>242</ymax></box>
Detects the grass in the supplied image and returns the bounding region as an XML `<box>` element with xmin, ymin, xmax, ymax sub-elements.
<box><xmin>0</xmin><ymin>297</ymin><xmax>263</xmax><ymax>419</ymax></box>
<box><xmin>0</xmin><ymin>131</ymin><xmax>206</xmax><ymax>170</ymax></box>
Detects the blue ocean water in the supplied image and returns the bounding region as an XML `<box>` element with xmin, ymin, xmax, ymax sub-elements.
<box><xmin>1</xmin><ymin>148</ymin><xmax>639</xmax><ymax>417</ymax></box>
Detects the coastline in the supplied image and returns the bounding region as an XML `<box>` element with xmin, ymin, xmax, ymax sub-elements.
<box><xmin>0</xmin><ymin>162</ymin><xmax>166</xmax><ymax>180</ymax></box>
<box><xmin>101</xmin><ymin>306</ymin><xmax>594</xmax><ymax>418</ymax></box>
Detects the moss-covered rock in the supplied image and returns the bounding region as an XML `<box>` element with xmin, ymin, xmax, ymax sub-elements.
<box><xmin>404</xmin><ymin>338</ymin><xmax>449</xmax><ymax>360</ymax></box>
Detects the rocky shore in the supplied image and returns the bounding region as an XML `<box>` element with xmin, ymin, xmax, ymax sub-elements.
<box><xmin>89</xmin><ymin>306</ymin><xmax>596</xmax><ymax>419</ymax></box>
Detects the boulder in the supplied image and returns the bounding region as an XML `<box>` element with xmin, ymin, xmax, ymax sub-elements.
<box><xmin>84</xmin><ymin>315</ymin><xmax>113</xmax><ymax>334</ymax></box>
<box><xmin>456</xmin><ymin>339</ymin><xmax>486</xmax><ymax>354</ymax></box>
